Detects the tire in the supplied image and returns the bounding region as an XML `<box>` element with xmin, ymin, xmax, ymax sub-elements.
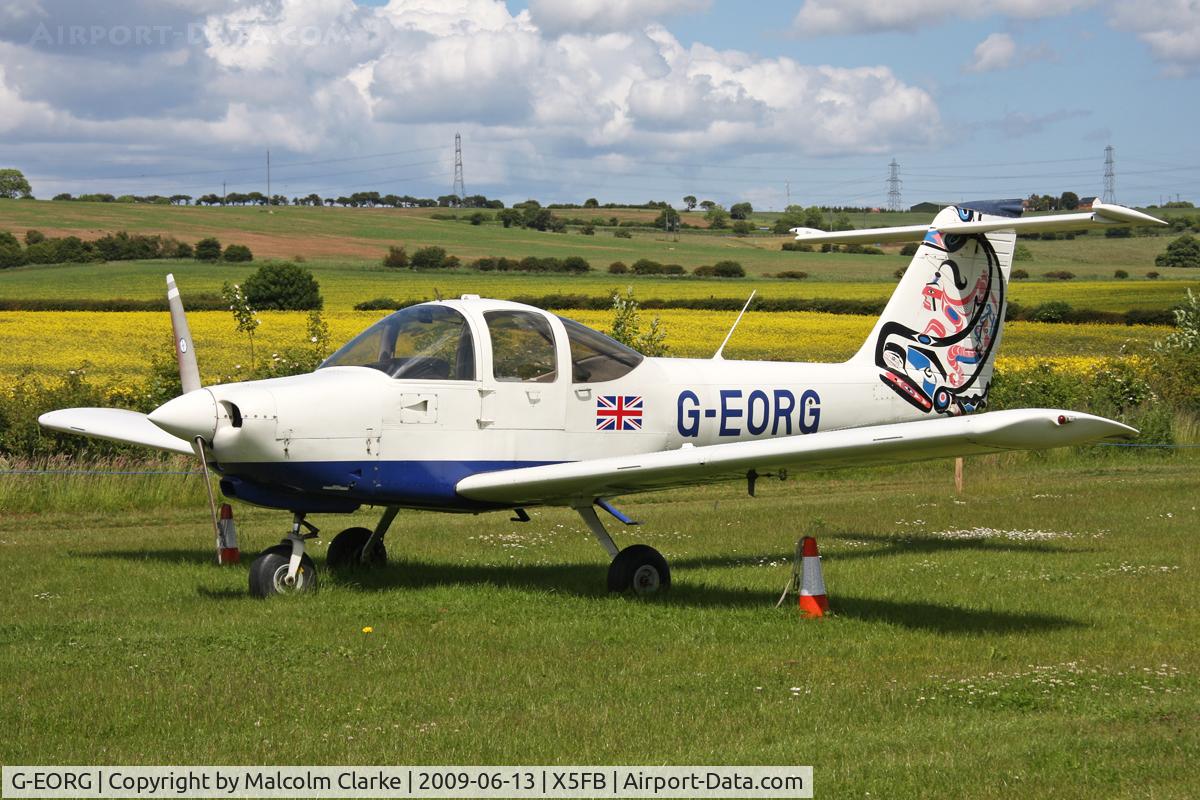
<box><xmin>249</xmin><ymin>543</ymin><xmax>318</xmax><ymax>598</ymax></box>
<box><xmin>326</xmin><ymin>526</ymin><xmax>387</xmax><ymax>571</ymax></box>
<box><xmin>607</xmin><ymin>544</ymin><xmax>671</xmax><ymax>595</ymax></box>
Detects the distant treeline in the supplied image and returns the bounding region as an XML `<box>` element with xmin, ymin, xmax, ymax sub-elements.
<box><xmin>0</xmin><ymin>229</ymin><xmax>253</xmax><ymax>268</ymax></box>
<box><xmin>350</xmin><ymin>293</ymin><xmax>1178</xmax><ymax>326</ymax></box>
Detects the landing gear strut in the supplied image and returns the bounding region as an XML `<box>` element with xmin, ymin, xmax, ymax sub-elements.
<box><xmin>249</xmin><ymin>513</ymin><xmax>319</xmax><ymax>598</ymax></box>
<box><xmin>327</xmin><ymin>506</ymin><xmax>399</xmax><ymax>572</ymax></box>
<box><xmin>575</xmin><ymin>503</ymin><xmax>671</xmax><ymax>595</ymax></box>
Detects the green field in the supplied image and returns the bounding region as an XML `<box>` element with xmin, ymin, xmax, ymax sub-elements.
<box><xmin>0</xmin><ymin>200</ymin><xmax>1196</xmax><ymax>286</ymax></box>
<box><xmin>1</xmin><ymin>452</ymin><xmax>1196</xmax><ymax>798</ymax></box>
<box><xmin>1</xmin><ymin>258</ymin><xmax>1197</xmax><ymax>315</ymax></box>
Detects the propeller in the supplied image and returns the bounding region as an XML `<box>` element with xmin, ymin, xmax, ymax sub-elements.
<box><xmin>165</xmin><ymin>274</ymin><xmax>224</xmax><ymax>562</ymax></box>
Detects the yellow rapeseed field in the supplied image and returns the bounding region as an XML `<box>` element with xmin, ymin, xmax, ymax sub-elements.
<box><xmin>0</xmin><ymin>309</ymin><xmax>1168</xmax><ymax>386</ymax></box>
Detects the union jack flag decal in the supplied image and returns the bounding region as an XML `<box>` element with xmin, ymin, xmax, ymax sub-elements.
<box><xmin>596</xmin><ymin>395</ymin><xmax>643</xmax><ymax>431</ymax></box>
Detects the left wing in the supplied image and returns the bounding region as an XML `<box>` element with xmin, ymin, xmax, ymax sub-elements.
<box><xmin>456</xmin><ymin>409</ymin><xmax>1135</xmax><ymax>506</ymax></box>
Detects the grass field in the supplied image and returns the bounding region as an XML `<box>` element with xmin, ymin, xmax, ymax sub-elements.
<box><xmin>0</xmin><ymin>200</ymin><xmax>1196</xmax><ymax>283</ymax></box>
<box><xmin>1</xmin><ymin>258</ymin><xmax>1197</xmax><ymax>315</ymax></box>
<box><xmin>0</xmin><ymin>309</ymin><xmax>1167</xmax><ymax>382</ymax></box>
<box><xmin>0</xmin><ymin>451</ymin><xmax>1196</xmax><ymax>798</ymax></box>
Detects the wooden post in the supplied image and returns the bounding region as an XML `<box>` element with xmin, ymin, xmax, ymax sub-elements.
<box><xmin>954</xmin><ymin>457</ymin><xmax>964</xmax><ymax>495</ymax></box>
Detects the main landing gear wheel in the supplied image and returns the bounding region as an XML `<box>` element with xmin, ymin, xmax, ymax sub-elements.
<box><xmin>607</xmin><ymin>544</ymin><xmax>671</xmax><ymax>596</ymax></box>
<box><xmin>249</xmin><ymin>543</ymin><xmax>318</xmax><ymax>598</ymax></box>
<box><xmin>326</xmin><ymin>526</ymin><xmax>387</xmax><ymax>571</ymax></box>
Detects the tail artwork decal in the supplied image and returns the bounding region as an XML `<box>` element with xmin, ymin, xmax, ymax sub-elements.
<box><xmin>874</xmin><ymin>209</ymin><xmax>1006</xmax><ymax>416</ymax></box>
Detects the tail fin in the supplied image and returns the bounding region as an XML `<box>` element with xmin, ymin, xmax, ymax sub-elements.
<box><xmin>852</xmin><ymin>204</ymin><xmax>1014</xmax><ymax>415</ymax></box>
<box><xmin>791</xmin><ymin>200</ymin><xmax>1165</xmax><ymax>418</ymax></box>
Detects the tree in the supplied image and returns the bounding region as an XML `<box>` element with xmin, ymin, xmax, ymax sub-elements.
<box><xmin>410</xmin><ymin>246</ymin><xmax>448</xmax><ymax>269</ymax></box>
<box><xmin>729</xmin><ymin>201</ymin><xmax>753</xmax><ymax>220</ymax></box>
<box><xmin>222</xmin><ymin>244</ymin><xmax>253</xmax><ymax>262</ymax></box>
<box><xmin>699</xmin><ymin>200</ymin><xmax>716</xmax><ymax>211</ymax></box>
<box><xmin>382</xmin><ymin>246</ymin><xmax>408</xmax><ymax>268</ymax></box>
<box><xmin>561</xmin><ymin>256</ymin><xmax>591</xmax><ymax>273</ymax></box>
<box><xmin>243</xmin><ymin>262</ymin><xmax>322</xmax><ymax>310</ymax></box>
<box><xmin>609</xmin><ymin>288</ymin><xmax>669</xmax><ymax>357</ymax></box>
<box><xmin>522</xmin><ymin>206</ymin><xmax>555</xmax><ymax>231</ymax></box>
<box><xmin>195</xmin><ymin>237</ymin><xmax>222</xmax><ymax>262</ymax></box>
<box><xmin>682</xmin><ymin>195</ymin><xmax>697</xmax><ymax>211</ymax></box>
<box><xmin>712</xmin><ymin>260</ymin><xmax>745</xmax><ymax>278</ymax></box>
<box><xmin>0</xmin><ymin>169</ymin><xmax>32</xmax><ymax>199</ymax></box>
<box><xmin>221</xmin><ymin>282</ymin><xmax>261</xmax><ymax>365</ymax></box>
<box><xmin>497</xmin><ymin>208</ymin><xmax>522</xmax><ymax>228</ymax></box>
<box><xmin>1156</xmin><ymin>234</ymin><xmax>1200</xmax><ymax>268</ymax></box>
<box><xmin>704</xmin><ymin>205</ymin><xmax>730</xmax><ymax>229</ymax></box>
<box><xmin>1060</xmin><ymin>191</ymin><xmax>1079</xmax><ymax>211</ymax></box>
<box><xmin>583</xmin><ymin>197</ymin><xmax>599</xmax><ymax>208</ymax></box>
<box><xmin>654</xmin><ymin>206</ymin><xmax>680</xmax><ymax>230</ymax></box>
<box><xmin>0</xmin><ymin>232</ymin><xmax>25</xmax><ymax>268</ymax></box>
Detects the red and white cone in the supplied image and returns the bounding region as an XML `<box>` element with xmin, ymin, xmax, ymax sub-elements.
<box><xmin>797</xmin><ymin>536</ymin><xmax>829</xmax><ymax>617</ymax></box>
<box><xmin>216</xmin><ymin>503</ymin><xmax>240</xmax><ymax>565</ymax></box>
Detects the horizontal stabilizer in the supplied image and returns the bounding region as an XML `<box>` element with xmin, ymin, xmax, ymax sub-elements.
<box><xmin>792</xmin><ymin>202</ymin><xmax>1166</xmax><ymax>245</ymax></box>
<box><xmin>456</xmin><ymin>409</ymin><xmax>1136</xmax><ymax>507</ymax></box>
<box><xmin>38</xmin><ymin>408</ymin><xmax>195</xmax><ymax>455</ymax></box>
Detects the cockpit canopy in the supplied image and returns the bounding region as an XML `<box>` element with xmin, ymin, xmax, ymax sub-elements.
<box><xmin>321</xmin><ymin>304</ymin><xmax>476</xmax><ymax>380</ymax></box>
<box><xmin>321</xmin><ymin>301</ymin><xmax>644</xmax><ymax>384</ymax></box>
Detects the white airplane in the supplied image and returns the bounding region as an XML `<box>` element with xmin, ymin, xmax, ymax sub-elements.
<box><xmin>40</xmin><ymin>199</ymin><xmax>1163</xmax><ymax>598</ymax></box>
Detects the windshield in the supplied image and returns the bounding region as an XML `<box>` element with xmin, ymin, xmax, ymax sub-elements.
<box><xmin>320</xmin><ymin>304</ymin><xmax>476</xmax><ymax>380</ymax></box>
<box><xmin>557</xmin><ymin>316</ymin><xmax>644</xmax><ymax>382</ymax></box>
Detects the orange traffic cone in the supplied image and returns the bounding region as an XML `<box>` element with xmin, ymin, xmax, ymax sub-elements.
<box><xmin>216</xmin><ymin>503</ymin><xmax>240</xmax><ymax>565</ymax></box>
<box><xmin>797</xmin><ymin>536</ymin><xmax>829</xmax><ymax>617</ymax></box>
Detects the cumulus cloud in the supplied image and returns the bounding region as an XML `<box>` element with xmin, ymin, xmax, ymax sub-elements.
<box><xmin>1</xmin><ymin>0</ymin><xmax>943</xmax><ymax>199</ymax></box>
<box><xmin>966</xmin><ymin>33</ymin><xmax>1017</xmax><ymax>72</ymax></box>
<box><xmin>793</xmin><ymin>0</ymin><xmax>1092</xmax><ymax>36</ymax></box>
<box><xmin>527</xmin><ymin>0</ymin><xmax>711</xmax><ymax>36</ymax></box>
<box><xmin>1108</xmin><ymin>0</ymin><xmax>1200</xmax><ymax>75</ymax></box>
<box><xmin>964</xmin><ymin>32</ymin><xmax>1055</xmax><ymax>72</ymax></box>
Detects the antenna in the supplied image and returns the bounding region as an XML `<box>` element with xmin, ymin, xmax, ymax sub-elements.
<box><xmin>886</xmin><ymin>158</ymin><xmax>902</xmax><ymax>212</ymax></box>
<box><xmin>713</xmin><ymin>291</ymin><xmax>757</xmax><ymax>360</ymax></box>
<box><xmin>452</xmin><ymin>132</ymin><xmax>466</xmax><ymax>201</ymax></box>
<box><xmin>1103</xmin><ymin>145</ymin><xmax>1116</xmax><ymax>204</ymax></box>
<box><xmin>266</xmin><ymin>148</ymin><xmax>271</xmax><ymax>206</ymax></box>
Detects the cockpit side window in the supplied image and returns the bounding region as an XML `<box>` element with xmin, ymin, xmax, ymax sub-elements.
<box><xmin>558</xmin><ymin>316</ymin><xmax>644</xmax><ymax>383</ymax></box>
<box><xmin>485</xmin><ymin>310</ymin><xmax>557</xmax><ymax>383</ymax></box>
<box><xmin>320</xmin><ymin>305</ymin><xmax>475</xmax><ymax>380</ymax></box>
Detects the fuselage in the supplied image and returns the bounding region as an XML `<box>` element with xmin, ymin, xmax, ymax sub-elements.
<box><xmin>169</xmin><ymin>297</ymin><xmax>926</xmax><ymax>513</ymax></box>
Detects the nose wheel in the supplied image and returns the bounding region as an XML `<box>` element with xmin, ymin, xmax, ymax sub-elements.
<box><xmin>249</xmin><ymin>513</ymin><xmax>320</xmax><ymax>598</ymax></box>
<box><xmin>249</xmin><ymin>543</ymin><xmax>318</xmax><ymax>597</ymax></box>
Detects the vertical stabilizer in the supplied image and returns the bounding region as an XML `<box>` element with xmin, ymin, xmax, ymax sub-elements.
<box><xmin>851</xmin><ymin>205</ymin><xmax>1016</xmax><ymax>415</ymax></box>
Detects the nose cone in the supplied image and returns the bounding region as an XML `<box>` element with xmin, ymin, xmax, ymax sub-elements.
<box><xmin>148</xmin><ymin>389</ymin><xmax>217</xmax><ymax>443</ymax></box>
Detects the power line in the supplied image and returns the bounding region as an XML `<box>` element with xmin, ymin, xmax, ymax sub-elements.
<box><xmin>31</xmin><ymin>145</ymin><xmax>448</xmax><ymax>184</ymax></box>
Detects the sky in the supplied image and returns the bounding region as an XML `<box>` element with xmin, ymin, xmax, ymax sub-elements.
<box><xmin>0</xmin><ymin>0</ymin><xmax>1197</xmax><ymax>210</ymax></box>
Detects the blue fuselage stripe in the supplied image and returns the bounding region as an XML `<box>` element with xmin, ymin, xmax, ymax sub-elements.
<box><xmin>217</xmin><ymin>459</ymin><xmax>562</xmax><ymax>511</ymax></box>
